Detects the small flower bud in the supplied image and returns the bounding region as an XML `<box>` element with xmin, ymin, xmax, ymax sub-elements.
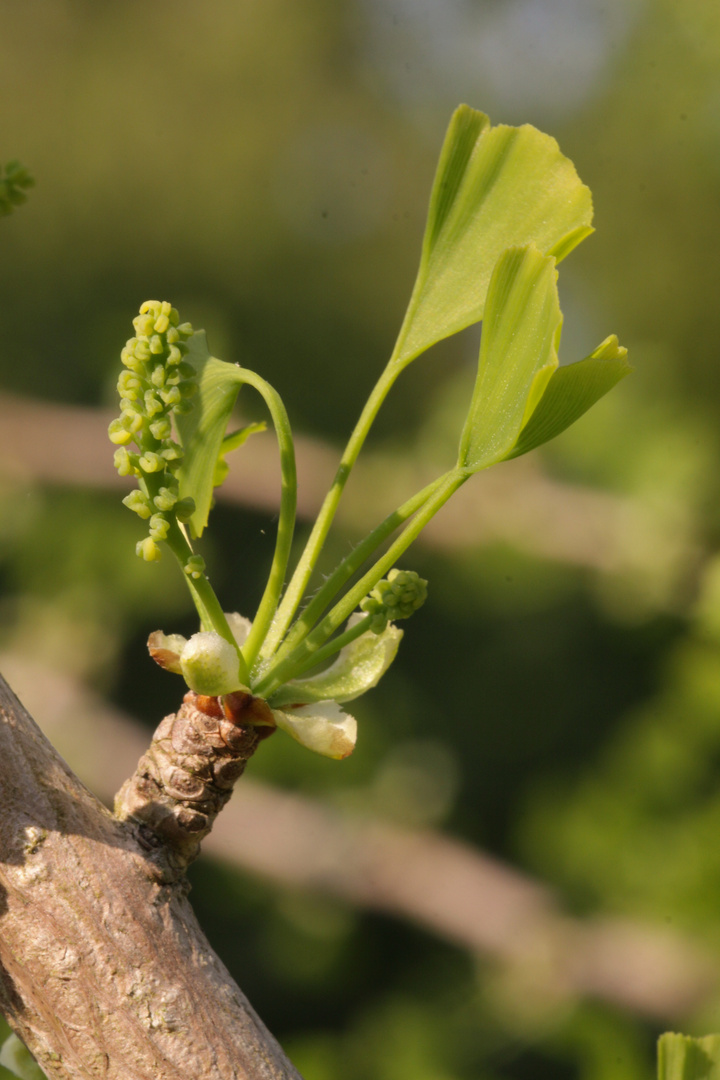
<box><xmin>133</xmin><ymin>313</ymin><xmax>156</xmax><ymax>336</ymax></box>
<box><xmin>149</xmin><ymin>334</ymin><xmax>164</xmax><ymax>355</ymax></box>
<box><xmin>122</xmin><ymin>490</ymin><xmax>153</xmax><ymax>519</ymax></box>
<box><xmin>360</xmin><ymin>569</ymin><xmax>428</xmax><ymax>633</ymax></box>
<box><xmin>160</xmin><ymin>386</ymin><xmax>181</xmax><ymax>407</ymax></box>
<box><xmin>138</xmin><ymin>451</ymin><xmax>165</xmax><ymax>473</ymax></box>
<box><xmin>113</xmin><ymin>447</ymin><xmax>136</xmax><ymax>476</ymax></box>
<box><xmin>154</xmin><ymin>486</ymin><xmax>178</xmax><ymax>511</ymax></box>
<box><xmin>108</xmin><ymin>418</ymin><xmax>133</xmax><ymax>445</ymax></box>
<box><xmin>144</xmin><ymin>390</ymin><xmax>164</xmax><ymax>417</ymax></box>
<box><xmin>149</xmin><ymin>513</ymin><xmax>170</xmax><ymax>540</ymax></box>
<box><xmin>118</xmin><ymin>371</ymin><xmax>142</xmax><ymax>397</ymax></box>
<box><xmin>121</xmin><ymin>352</ymin><xmax>145</xmax><ymax>375</ymax></box>
<box><xmin>160</xmin><ymin>444</ymin><xmax>182</xmax><ymax>463</ymax></box>
<box><xmin>149</xmin><ymin>416</ymin><xmax>172</xmax><ymax>441</ymax></box>
<box><xmin>184</xmin><ymin>554</ymin><xmax>206</xmax><ymax>579</ymax></box>
<box><xmin>154</xmin><ymin>312</ymin><xmax>170</xmax><ymax>334</ymax></box>
<box><xmin>178</xmin><ymin>322</ymin><xmax>194</xmax><ymax>337</ymax></box>
<box><xmin>150</xmin><ymin>364</ymin><xmax>166</xmax><ymax>388</ymax></box>
<box><xmin>358</xmin><ymin>596</ymin><xmax>388</xmax><ymax>634</ymax></box>
<box><xmin>180</xmin><ymin>632</ymin><xmax>241</xmax><ymax>696</ymax></box>
<box><xmin>136</xmin><ymin>537</ymin><xmax>162</xmax><ymax>562</ymax></box>
<box><xmin>124</xmin><ymin>409</ymin><xmax>144</xmax><ymax>434</ymax></box>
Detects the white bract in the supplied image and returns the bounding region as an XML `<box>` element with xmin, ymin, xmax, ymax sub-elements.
<box><xmin>180</xmin><ymin>632</ymin><xmax>243</xmax><ymax>696</ymax></box>
<box><xmin>269</xmin><ymin>615</ymin><xmax>403</xmax><ymax>707</ymax></box>
<box><xmin>271</xmin><ymin>701</ymin><xmax>357</xmax><ymax>760</ymax></box>
<box><xmin>148</xmin><ymin>612</ymin><xmax>404</xmax><ymax>759</ymax></box>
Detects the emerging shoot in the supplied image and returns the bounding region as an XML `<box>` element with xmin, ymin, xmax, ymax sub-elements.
<box><xmin>110</xmin><ymin>105</ymin><xmax>630</xmax><ymax>759</ymax></box>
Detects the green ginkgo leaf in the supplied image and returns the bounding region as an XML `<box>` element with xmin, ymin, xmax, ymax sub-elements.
<box><xmin>658</xmin><ymin>1033</ymin><xmax>720</xmax><ymax>1080</ymax></box>
<box><xmin>457</xmin><ymin>244</ymin><xmax>562</xmax><ymax>473</ymax></box>
<box><xmin>0</xmin><ymin>1035</ymin><xmax>46</xmax><ymax>1080</ymax></box>
<box><xmin>393</xmin><ymin>105</ymin><xmax>593</xmax><ymax>368</ymax></box>
<box><xmin>173</xmin><ymin>335</ymin><xmax>296</xmax><ymax>665</ymax></box>
<box><xmin>504</xmin><ymin>335</ymin><xmax>630</xmax><ymax>460</ymax></box>
<box><xmin>175</xmin><ymin>332</ymin><xmax>246</xmax><ymax>538</ymax></box>
<box><xmin>268</xmin><ymin>615</ymin><xmax>403</xmax><ymax>708</ymax></box>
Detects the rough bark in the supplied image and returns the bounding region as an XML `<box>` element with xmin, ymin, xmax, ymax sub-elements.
<box><xmin>0</xmin><ymin>673</ymin><xmax>303</xmax><ymax>1080</ymax></box>
<box><xmin>114</xmin><ymin>690</ymin><xmax>275</xmax><ymax>879</ymax></box>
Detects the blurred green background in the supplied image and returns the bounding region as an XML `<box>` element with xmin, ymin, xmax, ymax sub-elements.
<box><xmin>3</xmin><ymin>1</ymin><xmax>720</xmax><ymax>1077</ymax></box>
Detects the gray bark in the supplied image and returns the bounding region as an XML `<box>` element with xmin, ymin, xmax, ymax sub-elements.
<box><xmin>0</xmin><ymin>673</ymin><xmax>303</xmax><ymax>1080</ymax></box>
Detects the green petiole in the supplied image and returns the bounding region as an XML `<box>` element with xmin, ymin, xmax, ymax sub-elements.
<box><xmin>163</xmin><ymin>518</ymin><xmax>251</xmax><ymax>686</ymax></box>
<box><xmin>233</xmin><ymin>367</ymin><xmax>297</xmax><ymax>672</ymax></box>
<box><xmin>254</xmin><ymin>468</ymin><xmax>468</xmax><ymax>697</ymax></box>
<box><xmin>262</xmin><ymin>353</ymin><xmax>408</xmax><ymax>657</ymax></box>
<box><xmin>261</xmin><ymin>472</ymin><xmax>452</xmax><ymax>672</ymax></box>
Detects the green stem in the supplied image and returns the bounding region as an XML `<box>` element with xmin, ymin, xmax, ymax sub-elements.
<box><xmin>234</xmin><ymin>368</ymin><xmax>297</xmax><ymax>671</ymax></box>
<box><xmin>255</xmin><ymin>468</ymin><xmax>468</xmax><ymax>698</ymax></box>
<box><xmin>262</xmin><ymin>355</ymin><xmax>406</xmax><ymax>657</ymax></box>
<box><xmin>165</xmin><ymin>520</ymin><xmax>251</xmax><ymax>686</ymax></box>
<box><xmin>268</xmin><ymin>614</ymin><xmax>373</xmax><ymax>690</ymax></box>
<box><xmin>266</xmin><ymin>472</ymin><xmax>452</xmax><ymax>671</ymax></box>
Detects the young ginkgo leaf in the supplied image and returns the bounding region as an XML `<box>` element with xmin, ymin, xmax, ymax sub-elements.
<box><xmin>174</xmin><ymin>332</ymin><xmax>245</xmax><ymax>538</ymax></box>
<box><xmin>657</xmin><ymin>1033</ymin><xmax>720</xmax><ymax>1080</ymax></box>
<box><xmin>267</xmin><ymin>615</ymin><xmax>403</xmax><ymax>708</ymax></box>
<box><xmin>393</xmin><ymin>105</ymin><xmax>592</xmax><ymax>368</ymax></box>
<box><xmin>457</xmin><ymin>244</ymin><xmax>562</xmax><ymax>473</ymax></box>
<box><xmin>502</xmin><ymin>335</ymin><xmax>631</xmax><ymax>460</ymax></box>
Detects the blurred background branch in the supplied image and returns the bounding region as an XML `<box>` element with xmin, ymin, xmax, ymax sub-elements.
<box><xmin>0</xmin><ymin>391</ymin><xmax>700</xmax><ymax>583</ymax></box>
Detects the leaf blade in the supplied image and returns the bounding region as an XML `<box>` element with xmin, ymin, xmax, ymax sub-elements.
<box><xmin>175</xmin><ymin>331</ymin><xmax>245</xmax><ymax>538</ymax></box>
<box><xmin>658</xmin><ymin>1033</ymin><xmax>720</xmax><ymax>1080</ymax></box>
<box><xmin>457</xmin><ymin>245</ymin><xmax>562</xmax><ymax>473</ymax></box>
<box><xmin>504</xmin><ymin>335</ymin><xmax>631</xmax><ymax>460</ymax></box>
<box><xmin>268</xmin><ymin>615</ymin><xmax>403</xmax><ymax>707</ymax></box>
<box><xmin>394</xmin><ymin>108</ymin><xmax>593</xmax><ymax>367</ymax></box>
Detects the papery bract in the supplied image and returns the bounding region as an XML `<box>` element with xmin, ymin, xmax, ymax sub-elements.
<box><xmin>271</xmin><ymin>700</ymin><xmax>357</xmax><ymax>760</ymax></box>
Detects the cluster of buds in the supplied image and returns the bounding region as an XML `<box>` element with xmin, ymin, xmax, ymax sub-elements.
<box><xmin>360</xmin><ymin>569</ymin><xmax>428</xmax><ymax>633</ymax></box>
<box><xmin>0</xmin><ymin>160</ymin><xmax>34</xmax><ymax>217</ymax></box>
<box><xmin>109</xmin><ymin>301</ymin><xmax>198</xmax><ymax>562</ymax></box>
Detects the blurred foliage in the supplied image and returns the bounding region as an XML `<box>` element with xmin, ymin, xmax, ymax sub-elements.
<box><xmin>3</xmin><ymin>1</ymin><xmax>720</xmax><ymax>1079</ymax></box>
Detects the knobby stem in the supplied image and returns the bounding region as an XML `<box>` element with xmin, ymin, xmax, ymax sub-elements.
<box><xmin>262</xmin><ymin>354</ymin><xmax>408</xmax><ymax>656</ymax></box>
<box><xmin>235</xmin><ymin>368</ymin><xmax>297</xmax><ymax>672</ymax></box>
<box><xmin>266</xmin><ymin>472</ymin><xmax>453</xmax><ymax>672</ymax></box>
<box><xmin>255</xmin><ymin>468</ymin><xmax>468</xmax><ymax>698</ymax></box>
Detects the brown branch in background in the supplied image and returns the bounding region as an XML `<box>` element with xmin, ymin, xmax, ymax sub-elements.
<box><xmin>0</xmin><ymin>392</ymin><xmax>669</xmax><ymax>575</ymax></box>
<box><xmin>2</xmin><ymin>651</ymin><xmax>714</xmax><ymax>1025</ymax></box>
